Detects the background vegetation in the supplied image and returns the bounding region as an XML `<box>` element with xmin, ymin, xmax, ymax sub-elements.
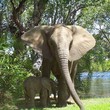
<box><xmin>0</xmin><ymin>0</ymin><xmax>110</xmax><ymax>109</ymax></box>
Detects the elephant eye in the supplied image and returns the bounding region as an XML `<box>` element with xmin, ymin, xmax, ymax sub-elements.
<box><xmin>49</xmin><ymin>38</ymin><xmax>56</xmax><ymax>48</ymax></box>
<box><xmin>50</xmin><ymin>41</ymin><xmax>53</xmax><ymax>46</ymax></box>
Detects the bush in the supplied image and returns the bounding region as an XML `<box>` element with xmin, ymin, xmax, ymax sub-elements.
<box><xmin>0</xmin><ymin>91</ymin><xmax>18</xmax><ymax>110</ymax></box>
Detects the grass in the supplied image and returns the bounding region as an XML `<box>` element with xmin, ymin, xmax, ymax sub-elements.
<box><xmin>19</xmin><ymin>98</ymin><xmax>110</xmax><ymax>110</ymax></box>
<box><xmin>82</xmin><ymin>98</ymin><xmax>110</xmax><ymax>110</ymax></box>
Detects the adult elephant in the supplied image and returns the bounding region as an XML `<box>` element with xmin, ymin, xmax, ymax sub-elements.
<box><xmin>21</xmin><ymin>24</ymin><xmax>96</xmax><ymax>110</ymax></box>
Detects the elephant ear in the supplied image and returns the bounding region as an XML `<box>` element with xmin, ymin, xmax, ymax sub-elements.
<box><xmin>21</xmin><ymin>26</ymin><xmax>44</xmax><ymax>56</ymax></box>
<box><xmin>69</xmin><ymin>25</ymin><xmax>96</xmax><ymax>61</ymax></box>
<box><xmin>21</xmin><ymin>26</ymin><xmax>54</xmax><ymax>60</ymax></box>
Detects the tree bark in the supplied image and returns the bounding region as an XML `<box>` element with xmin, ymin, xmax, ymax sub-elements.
<box><xmin>33</xmin><ymin>0</ymin><xmax>48</xmax><ymax>26</ymax></box>
<box><xmin>10</xmin><ymin>0</ymin><xmax>26</xmax><ymax>34</ymax></box>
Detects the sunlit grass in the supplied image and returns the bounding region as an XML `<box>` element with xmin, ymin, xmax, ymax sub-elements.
<box><xmin>43</xmin><ymin>98</ymin><xmax>110</xmax><ymax>110</ymax></box>
<box><xmin>21</xmin><ymin>98</ymin><xmax>110</xmax><ymax>110</ymax></box>
<box><xmin>83</xmin><ymin>98</ymin><xmax>110</xmax><ymax>110</ymax></box>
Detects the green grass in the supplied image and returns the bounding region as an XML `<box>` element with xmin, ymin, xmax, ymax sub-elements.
<box><xmin>41</xmin><ymin>98</ymin><xmax>110</xmax><ymax>110</ymax></box>
<box><xmin>19</xmin><ymin>98</ymin><xmax>110</xmax><ymax>110</ymax></box>
<box><xmin>82</xmin><ymin>98</ymin><xmax>110</xmax><ymax>110</ymax></box>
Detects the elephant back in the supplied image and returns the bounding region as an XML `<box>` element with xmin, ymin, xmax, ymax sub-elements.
<box><xmin>24</xmin><ymin>76</ymin><xmax>42</xmax><ymax>93</ymax></box>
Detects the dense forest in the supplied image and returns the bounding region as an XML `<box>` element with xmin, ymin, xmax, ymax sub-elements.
<box><xmin>0</xmin><ymin>0</ymin><xmax>110</xmax><ymax>109</ymax></box>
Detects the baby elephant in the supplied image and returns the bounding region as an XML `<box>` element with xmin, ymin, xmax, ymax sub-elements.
<box><xmin>23</xmin><ymin>76</ymin><xmax>57</xmax><ymax>108</ymax></box>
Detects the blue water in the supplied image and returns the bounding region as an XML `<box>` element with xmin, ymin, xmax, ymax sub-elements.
<box><xmin>80</xmin><ymin>71</ymin><xmax>110</xmax><ymax>80</ymax></box>
<box><xmin>80</xmin><ymin>71</ymin><xmax>110</xmax><ymax>98</ymax></box>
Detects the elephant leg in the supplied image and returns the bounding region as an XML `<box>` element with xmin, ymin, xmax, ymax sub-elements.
<box><xmin>40</xmin><ymin>88</ymin><xmax>48</xmax><ymax>107</ymax></box>
<box><xmin>30</xmin><ymin>98</ymin><xmax>35</xmax><ymax>108</ymax></box>
<box><xmin>51</xmin><ymin>62</ymin><xmax>68</xmax><ymax>107</ymax></box>
<box><xmin>56</xmin><ymin>75</ymin><xmax>69</xmax><ymax>107</ymax></box>
<box><xmin>41</xmin><ymin>58</ymin><xmax>53</xmax><ymax>106</ymax></box>
<box><xmin>47</xmin><ymin>91</ymin><xmax>50</xmax><ymax>106</ymax></box>
<box><xmin>70</xmin><ymin>60</ymin><xmax>78</xmax><ymax>81</ymax></box>
<box><xmin>52</xmin><ymin>88</ymin><xmax>57</xmax><ymax>102</ymax></box>
<box><xmin>24</xmin><ymin>89</ymin><xmax>35</xmax><ymax>108</ymax></box>
<box><xmin>42</xmin><ymin>58</ymin><xmax>52</xmax><ymax>78</ymax></box>
<box><xmin>24</xmin><ymin>91</ymin><xmax>30</xmax><ymax>107</ymax></box>
<box><xmin>29</xmin><ymin>90</ymin><xmax>36</xmax><ymax>108</ymax></box>
<box><xmin>67</xmin><ymin>60</ymin><xmax>78</xmax><ymax>104</ymax></box>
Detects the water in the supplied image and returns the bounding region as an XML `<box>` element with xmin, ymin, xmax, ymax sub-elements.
<box><xmin>80</xmin><ymin>71</ymin><xmax>110</xmax><ymax>98</ymax></box>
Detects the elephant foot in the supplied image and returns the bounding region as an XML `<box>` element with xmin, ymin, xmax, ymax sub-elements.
<box><xmin>26</xmin><ymin>104</ymin><xmax>36</xmax><ymax>109</ymax></box>
<box><xmin>39</xmin><ymin>103</ymin><xmax>47</xmax><ymax>108</ymax></box>
<box><xmin>56</xmin><ymin>101</ymin><xmax>67</xmax><ymax>107</ymax></box>
<box><xmin>67</xmin><ymin>95</ymin><xmax>75</xmax><ymax>104</ymax></box>
<box><xmin>26</xmin><ymin>101</ymin><xmax>35</xmax><ymax>109</ymax></box>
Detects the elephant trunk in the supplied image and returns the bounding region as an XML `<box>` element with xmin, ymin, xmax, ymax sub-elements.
<box><xmin>57</xmin><ymin>49</ymin><xmax>84</xmax><ymax>110</ymax></box>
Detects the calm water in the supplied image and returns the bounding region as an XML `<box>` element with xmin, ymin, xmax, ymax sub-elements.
<box><xmin>80</xmin><ymin>71</ymin><xmax>110</xmax><ymax>98</ymax></box>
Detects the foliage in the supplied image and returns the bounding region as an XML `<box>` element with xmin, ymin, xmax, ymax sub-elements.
<box><xmin>0</xmin><ymin>91</ymin><xmax>17</xmax><ymax>110</ymax></box>
<box><xmin>0</xmin><ymin>34</ymin><xmax>32</xmax><ymax>98</ymax></box>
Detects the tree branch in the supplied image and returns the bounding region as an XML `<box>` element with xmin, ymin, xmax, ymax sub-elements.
<box><xmin>10</xmin><ymin>0</ymin><xmax>26</xmax><ymax>34</ymax></box>
<box><xmin>53</xmin><ymin>1</ymin><xmax>58</xmax><ymax>25</ymax></box>
<box><xmin>101</xmin><ymin>30</ymin><xmax>110</xmax><ymax>44</ymax></box>
<box><xmin>33</xmin><ymin>0</ymin><xmax>48</xmax><ymax>26</ymax></box>
<box><xmin>16</xmin><ymin>0</ymin><xmax>26</xmax><ymax>14</ymax></box>
<box><xmin>64</xmin><ymin>6</ymin><xmax>72</xmax><ymax>24</ymax></box>
<box><xmin>64</xmin><ymin>3</ymin><xmax>86</xmax><ymax>24</ymax></box>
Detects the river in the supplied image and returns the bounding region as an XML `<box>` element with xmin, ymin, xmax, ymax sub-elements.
<box><xmin>80</xmin><ymin>71</ymin><xmax>110</xmax><ymax>98</ymax></box>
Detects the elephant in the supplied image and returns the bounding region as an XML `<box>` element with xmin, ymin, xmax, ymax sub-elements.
<box><xmin>32</xmin><ymin>50</ymin><xmax>77</xmax><ymax>104</ymax></box>
<box><xmin>32</xmin><ymin>53</ymin><xmax>76</xmax><ymax>104</ymax></box>
<box><xmin>23</xmin><ymin>76</ymin><xmax>57</xmax><ymax>108</ymax></box>
<box><xmin>21</xmin><ymin>24</ymin><xmax>96</xmax><ymax>110</ymax></box>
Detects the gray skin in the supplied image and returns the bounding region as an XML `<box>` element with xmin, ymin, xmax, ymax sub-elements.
<box><xmin>32</xmin><ymin>52</ymin><xmax>77</xmax><ymax>104</ymax></box>
<box><xmin>24</xmin><ymin>76</ymin><xmax>57</xmax><ymax>108</ymax></box>
<box><xmin>21</xmin><ymin>24</ymin><xmax>96</xmax><ymax>110</ymax></box>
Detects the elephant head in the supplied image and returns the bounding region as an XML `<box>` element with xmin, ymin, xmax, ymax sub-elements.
<box><xmin>21</xmin><ymin>24</ymin><xmax>96</xmax><ymax>110</ymax></box>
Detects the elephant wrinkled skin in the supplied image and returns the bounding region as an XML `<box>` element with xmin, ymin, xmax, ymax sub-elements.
<box><xmin>21</xmin><ymin>24</ymin><xmax>96</xmax><ymax>110</ymax></box>
<box><xmin>24</xmin><ymin>76</ymin><xmax>57</xmax><ymax>108</ymax></box>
